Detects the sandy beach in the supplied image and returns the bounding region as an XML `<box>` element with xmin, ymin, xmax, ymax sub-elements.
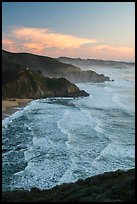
<box><xmin>2</xmin><ymin>99</ymin><xmax>32</xmax><ymax>120</ymax></box>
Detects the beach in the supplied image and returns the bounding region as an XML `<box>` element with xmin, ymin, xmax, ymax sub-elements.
<box><xmin>2</xmin><ymin>99</ymin><xmax>32</xmax><ymax>120</ymax></box>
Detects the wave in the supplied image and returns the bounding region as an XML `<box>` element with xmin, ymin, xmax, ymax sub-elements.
<box><xmin>92</xmin><ymin>143</ymin><xmax>135</xmax><ymax>174</ymax></box>
<box><xmin>2</xmin><ymin>109</ymin><xmax>25</xmax><ymax>127</ymax></box>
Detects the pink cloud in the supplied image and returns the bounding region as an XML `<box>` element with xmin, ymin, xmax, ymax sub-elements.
<box><xmin>2</xmin><ymin>26</ymin><xmax>135</xmax><ymax>61</ymax></box>
<box><xmin>11</xmin><ymin>27</ymin><xmax>98</xmax><ymax>50</ymax></box>
<box><xmin>92</xmin><ymin>45</ymin><xmax>134</xmax><ymax>61</ymax></box>
<box><xmin>2</xmin><ymin>39</ymin><xmax>13</xmax><ymax>45</ymax></box>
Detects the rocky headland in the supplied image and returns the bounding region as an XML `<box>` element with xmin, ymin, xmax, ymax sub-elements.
<box><xmin>2</xmin><ymin>69</ymin><xmax>89</xmax><ymax>99</ymax></box>
<box><xmin>2</xmin><ymin>49</ymin><xmax>111</xmax><ymax>84</ymax></box>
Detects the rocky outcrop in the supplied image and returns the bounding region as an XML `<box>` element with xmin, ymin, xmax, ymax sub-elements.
<box><xmin>64</xmin><ymin>70</ymin><xmax>110</xmax><ymax>83</ymax></box>
<box><xmin>2</xmin><ymin>69</ymin><xmax>89</xmax><ymax>99</ymax></box>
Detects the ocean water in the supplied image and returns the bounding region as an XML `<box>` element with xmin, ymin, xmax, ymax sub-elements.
<box><xmin>2</xmin><ymin>65</ymin><xmax>135</xmax><ymax>191</ymax></box>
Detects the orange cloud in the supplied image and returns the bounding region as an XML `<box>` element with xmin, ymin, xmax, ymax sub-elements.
<box><xmin>2</xmin><ymin>26</ymin><xmax>135</xmax><ymax>61</ymax></box>
<box><xmin>11</xmin><ymin>27</ymin><xmax>98</xmax><ymax>50</ymax></box>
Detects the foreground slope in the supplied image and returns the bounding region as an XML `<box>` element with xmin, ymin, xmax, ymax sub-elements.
<box><xmin>2</xmin><ymin>168</ymin><xmax>135</xmax><ymax>202</ymax></box>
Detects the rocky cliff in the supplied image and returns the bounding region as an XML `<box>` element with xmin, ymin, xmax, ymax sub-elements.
<box><xmin>2</xmin><ymin>69</ymin><xmax>89</xmax><ymax>99</ymax></box>
<box><xmin>65</xmin><ymin>70</ymin><xmax>110</xmax><ymax>83</ymax></box>
<box><xmin>2</xmin><ymin>50</ymin><xmax>111</xmax><ymax>83</ymax></box>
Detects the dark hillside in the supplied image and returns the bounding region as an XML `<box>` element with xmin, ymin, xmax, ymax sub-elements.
<box><xmin>2</xmin><ymin>50</ymin><xmax>111</xmax><ymax>83</ymax></box>
<box><xmin>2</xmin><ymin>50</ymin><xmax>80</xmax><ymax>77</ymax></box>
<box><xmin>2</xmin><ymin>168</ymin><xmax>135</xmax><ymax>202</ymax></box>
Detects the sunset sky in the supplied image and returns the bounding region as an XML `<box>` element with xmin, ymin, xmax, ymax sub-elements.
<box><xmin>2</xmin><ymin>2</ymin><xmax>135</xmax><ymax>62</ymax></box>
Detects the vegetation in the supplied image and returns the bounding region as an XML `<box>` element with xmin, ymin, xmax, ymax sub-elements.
<box><xmin>2</xmin><ymin>168</ymin><xmax>135</xmax><ymax>202</ymax></box>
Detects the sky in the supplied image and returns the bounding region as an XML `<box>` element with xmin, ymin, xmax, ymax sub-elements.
<box><xmin>2</xmin><ymin>2</ymin><xmax>135</xmax><ymax>62</ymax></box>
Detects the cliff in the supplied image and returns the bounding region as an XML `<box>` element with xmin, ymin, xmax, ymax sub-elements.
<box><xmin>2</xmin><ymin>50</ymin><xmax>111</xmax><ymax>83</ymax></box>
<box><xmin>2</xmin><ymin>69</ymin><xmax>89</xmax><ymax>99</ymax></box>
<box><xmin>65</xmin><ymin>70</ymin><xmax>110</xmax><ymax>83</ymax></box>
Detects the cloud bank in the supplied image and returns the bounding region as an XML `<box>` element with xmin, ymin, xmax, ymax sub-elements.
<box><xmin>2</xmin><ymin>26</ymin><xmax>134</xmax><ymax>61</ymax></box>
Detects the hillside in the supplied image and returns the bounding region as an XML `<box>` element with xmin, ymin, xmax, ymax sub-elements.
<box><xmin>2</xmin><ymin>50</ymin><xmax>80</xmax><ymax>75</ymax></box>
<box><xmin>58</xmin><ymin>57</ymin><xmax>135</xmax><ymax>70</ymax></box>
<box><xmin>2</xmin><ymin>69</ymin><xmax>89</xmax><ymax>99</ymax></box>
<box><xmin>2</xmin><ymin>50</ymin><xmax>111</xmax><ymax>83</ymax></box>
<box><xmin>2</xmin><ymin>168</ymin><xmax>135</xmax><ymax>202</ymax></box>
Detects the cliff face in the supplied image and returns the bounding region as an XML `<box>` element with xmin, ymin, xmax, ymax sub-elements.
<box><xmin>65</xmin><ymin>70</ymin><xmax>110</xmax><ymax>83</ymax></box>
<box><xmin>2</xmin><ymin>69</ymin><xmax>89</xmax><ymax>99</ymax></box>
<box><xmin>2</xmin><ymin>50</ymin><xmax>111</xmax><ymax>83</ymax></box>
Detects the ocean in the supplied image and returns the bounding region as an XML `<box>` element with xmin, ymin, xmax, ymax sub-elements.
<box><xmin>2</xmin><ymin>65</ymin><xmax>135</xmax><ymax>191</ymax></box>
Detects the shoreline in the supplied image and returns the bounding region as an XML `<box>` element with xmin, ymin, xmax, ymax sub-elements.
<box><xmin>2</xmin><ymin>96</ymin><xmax>85</xmax><ymax>120</ymax></box>
<box><xmin>2</xmin><ymin>99</ymin><xmax>32</xmax><ymax>120</ymax></box>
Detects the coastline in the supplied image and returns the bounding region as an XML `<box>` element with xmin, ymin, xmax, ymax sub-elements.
<box><xmin>2</xmin><ymin>99</ymin><xmax>32</xmax><ymax>120</ymax></box>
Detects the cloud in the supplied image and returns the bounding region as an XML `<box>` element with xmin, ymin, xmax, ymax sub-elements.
<box><xmin>11</xmin><ymin>27</ymin><xmax>98</xmax><ymax>49</ymax></box>
<box><xmin>2</xmin><ymin>39</ymin><xmax>13</xmax><ymax>45</ymax></box>
<box><xmin>92</xmin><ymin>45</ymin><xmax>134</xmax><ymax>61</ymax></box>
<box><xmin>2</xmin><ymin>26</ymin><xmax>134</xmax><ymax>61</ymax></box>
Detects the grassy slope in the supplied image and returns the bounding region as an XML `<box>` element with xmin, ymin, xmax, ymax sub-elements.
<box><xmin>2</xmin><ymin>168</ymin><xmax>135</xmax><ymax>202</ymax></box>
